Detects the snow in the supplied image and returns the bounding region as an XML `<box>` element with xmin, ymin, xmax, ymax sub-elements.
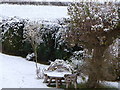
<box><xmin>104</xmin><ymin>28</ymin><xmax>110</xmax><ymax>31</ymax></box>
<box><xmin>0</xmin><ymin>53</ymin><xmax>119</xmax><ymax>88</ymax></box>
<box><xmin>1</xmin><ymin>16</ymin><xmax>24</xmax><ymax>36</ymax></box>
<box><xmin>48</xmin><ymin>59</ymin><xmax>74</xmax><ymax>73</ymax></box>
<box><xmin>0</xmin><ymin>4</ymin><xmax>68</xmax><ymax>21</ymax></box>
<box><xmin>44</xmin><ymin>70</ymin><xmax>71</xmax><ymax>77</ymax></box>
<box><xmin>104</xmin><ymin>81</ymin><xmax>119</xmax><ymax>88</ymax></box>
<box><xmin>0</xmin><ymin>17</ymin><xmax>2</xmax><ymax>23</ymax></box>
<box><xmin>0</xmin><ymin>53</ymin><xmax>49</xmax><ymax>88</ymax></box>
<box><xmin>26</xmin><ymin>53</ymin><xmax>35</xmax><ymax>60</ymax></box>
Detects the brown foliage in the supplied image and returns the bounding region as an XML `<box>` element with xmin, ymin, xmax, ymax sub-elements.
<box><xmin>66</xmin><ymin>2</ymin><xmax>120</xmax><ymax>88</ymax></box>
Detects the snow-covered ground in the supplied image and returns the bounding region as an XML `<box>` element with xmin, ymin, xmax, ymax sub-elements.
<box><xmin>104</xmin><ymin>81</ymin><xmax>119</xmax><ymax>88</ymax></box>
<box><xmin>0</xmin><ymin>53</ymin><xmax>119</xmax><ymax>89</ymax></box>
<box><xmin>0</xmin><ymin>53</ymin><xmax>49</xmax><ymax>89</ymax></box>
<box><xmin>0</xmin><ymin>4</ymin><xmax>68</xmax><ymax>21</ymax></box>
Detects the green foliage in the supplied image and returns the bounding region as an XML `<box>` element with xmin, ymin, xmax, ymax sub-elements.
<box><xmin>1</xmin><ymin>18</ymin><xmax>81</xmax><ymax>64</ymax></box>
<box><xmin>37</xmin><ymin>25</ymin><xmax>72</xmax><ymax>63</ymax></box>
<box><xmin>2</xmin><ymin>22</ymin><xmax>25</xmax><ymax>56</ymax></box>
<box><xmin>1</xmin><ymin>20</ymin><xmax>33</xmax><ymax>57</ymax></box>
<box><xmin>22</xmin><ymin>41</ymin><xmax>33</xmax><ymax>57</ymax></box>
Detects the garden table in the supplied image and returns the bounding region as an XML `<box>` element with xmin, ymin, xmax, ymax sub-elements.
<box><xmin>43</xmin><ymin>70</ymin><xmax>72</xmax><ymax>88</ymax></box>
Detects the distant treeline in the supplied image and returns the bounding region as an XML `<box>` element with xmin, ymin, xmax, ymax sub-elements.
<box><xmin>1</xmin><ymin>1</ymin><xmax>120</xmax><ymax>6</ymax></box>
<box><xmin>0</xmin><ymin>1</ymin><xmax>72</xmax><ymax>6</ymax></box>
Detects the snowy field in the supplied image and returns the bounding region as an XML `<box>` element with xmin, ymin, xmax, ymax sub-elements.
<box><xmin>0</xmin><ymin>53</ymin><xmax>119</xmax><ymax>89</ymax></box>
<box><xmin>0</xmin><ymin>53</ymin><xmax>49</xmax><ymax>89</ymax></box>
<box><xmin>0</xmin><ymin>4</ymin><xmax>68</xmax><ymax>21</ymax></box>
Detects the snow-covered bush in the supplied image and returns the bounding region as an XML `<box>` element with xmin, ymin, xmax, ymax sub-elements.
<box><xmin>0</xmin><ymin>16</ymin><xmax>72</xmax><ymax>62</ymax></box>
<box><xmin>26</xmin><ymin>53</ymin><xmax>35</xmax><ymax>61</ymax></box>
<box><xmin>1</xmin><ymin>17</ymin><xmax>26</xmax><ymax>56</ymax></box>
<box><xmin>68</xmin><ymin>2</ymin><xmax>119</xmax><ymax>33</ymax></box>
<box><xmin>36</xmin><ymin>22</ymin><xmax>72</xmax><ymax>62</ymax></box>
<box><xmin>68</xmin><ymin>50</ymin><xmax>84</xmax><ymax>70</ymax></box>
<box><xmin>47</xmin><ymin>59</ymin><xmax>74</xmax><ymax>73</ymax></box>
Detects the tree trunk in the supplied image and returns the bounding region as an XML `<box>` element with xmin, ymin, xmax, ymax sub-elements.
<box><xmin>34</xmin><ymin>46</ymin><xmax>38</xmax><ymax>69</ymax></box>
<box><xmin>87</xmin><ymin>73</ymin><xmax>98</xmax><ymax>88</ymax></box>
<box><xmin>31</xmin><ymin>42</ymin><xmax>39</xmax><ymax>78</ymax></box>
<box><xmin>87</xmin><ymin>46</ymin><xmax>106</xmax><ymax>88</ymax></box>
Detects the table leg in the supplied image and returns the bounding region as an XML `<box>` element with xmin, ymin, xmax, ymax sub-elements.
<box><xmin>56</xmin><ymin>78</ymin><xmax>59</xmax><ymax>88</ymax></box>
<box><xmin>43</xmin><ymin>74</ymin><xmax>48</xmax><ymax>83</ymax></box>
<box><xmin>66</xmin><ymin>83</ymin><xmax>69</xmax><ymax>88</ymax></box>
<box><xmin>74</xmin><ymin>82</ymin><xmax>77</xmax><ymax>89</ymax></box>
<box><xmin>59</xmin><ymin>79</ymin><xmax>62</xmax><ymax>85</ymax></box>
<box><xmin>48</xmin><ymin>77</ymin><xmax>52</xmax><ymax>85</ymax></box>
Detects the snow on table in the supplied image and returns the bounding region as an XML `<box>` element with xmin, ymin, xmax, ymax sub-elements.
<box><xmin>44</xmin><ymin>70</ymin><xmax>71</xmax><ymax>78</ymax></box>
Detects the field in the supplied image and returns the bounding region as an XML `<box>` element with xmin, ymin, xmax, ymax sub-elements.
<box><xmin>0</xmin><ymin>4</ymin><xmax>68</xmax><ymax>21</ymax></box>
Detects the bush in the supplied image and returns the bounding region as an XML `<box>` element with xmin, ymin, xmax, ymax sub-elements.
<box><xmin>1</xmin><ymin>18</ymin><xmax>72</xmax><ymax>63</ymax></box>
<box><xmin>37</xmin><ymin>24</ymin><xmax>72</xmax><ymax>63</ymax></box>
<box><xmin>1</xmin><ymin>17</ymin><xmax>33</xmax><ymax>57</ymax></box>
<box><xmin>2</xmin><ymin>19</ymin><xmax>24</xmax><ymax>56</ymax></box>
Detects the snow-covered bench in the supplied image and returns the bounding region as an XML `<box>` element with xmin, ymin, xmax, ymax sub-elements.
<box><xmin>43</xmin><ymin>59</ymin><xmax>75</xmax><ymax>88</ymax></box>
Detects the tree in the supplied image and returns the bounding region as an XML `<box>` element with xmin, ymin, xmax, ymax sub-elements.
<box><xmin>65</xmin><ymin>2</ymin><xmax>120</xmax><ymax>88</ymax></box>
<box><xmin>24</xmin><ymin>21</ymin><xmax>44</xmax><ymax>78</ymax></box>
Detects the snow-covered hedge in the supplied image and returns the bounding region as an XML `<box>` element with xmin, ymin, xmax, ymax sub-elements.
<box><xmin>1</xmin><ymin>17</ymin><xmax>28</xmax><ymax>56</ymax></box>
<box><xmin>0</xmin><ymin>17</ymin><xmax>72</xmax><ymax>63</ymax></box>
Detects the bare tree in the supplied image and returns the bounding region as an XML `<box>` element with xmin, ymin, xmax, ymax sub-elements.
<box><xmin>24</xmin><ymin>21</ymin><xmax>43</xmax><ymax>78</ymax></box>
<box><xmin>65</xmin><ymin>2</ymin><xmax>120</xmax><ymax>88</ymax></box>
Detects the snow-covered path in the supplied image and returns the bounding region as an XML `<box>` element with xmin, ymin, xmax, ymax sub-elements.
<box><xmin>0</xmin><ymin>53</ymin><xmax>49</xmax><ymax>88</ymax></box>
